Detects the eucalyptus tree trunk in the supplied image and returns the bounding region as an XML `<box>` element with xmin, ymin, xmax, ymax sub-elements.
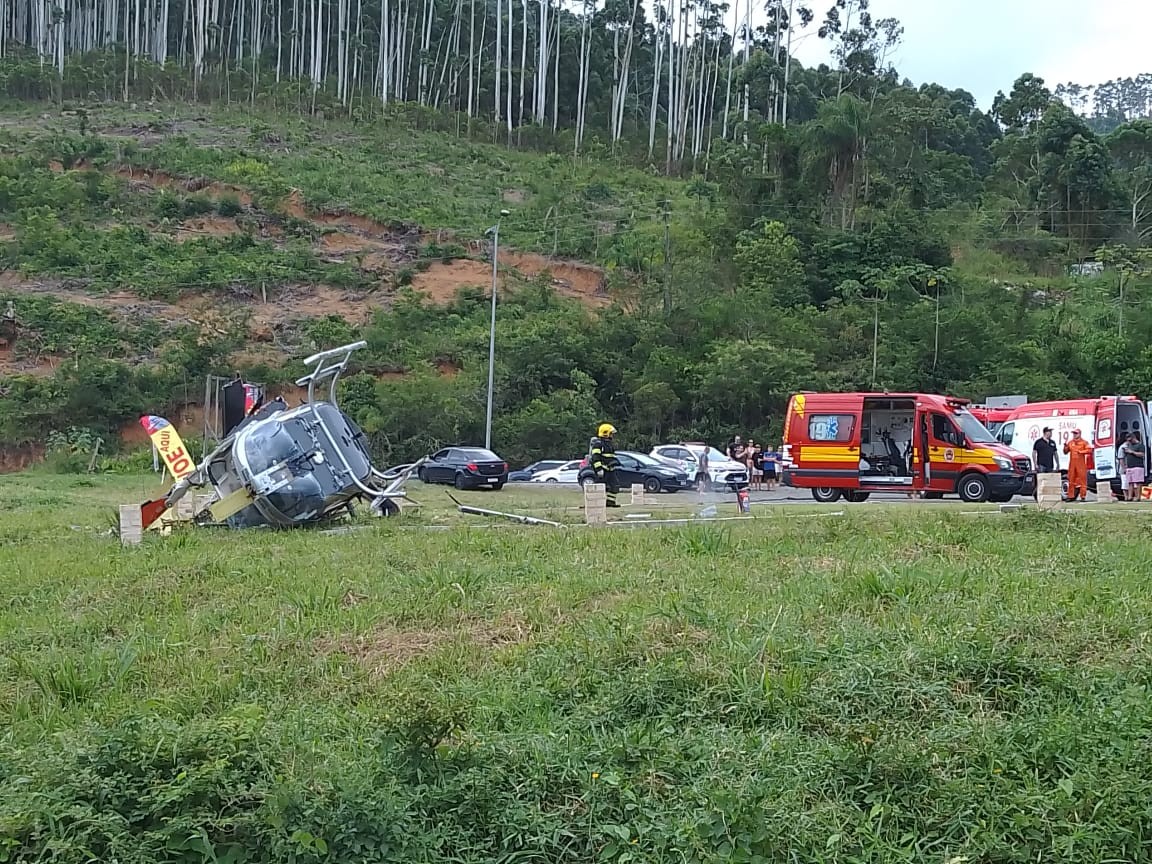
<box><xmin>191</xmin><ymin>0</ymin><xmax>207</xmax><ymax>94</ymax></box>
<box><xmin>551</xmin><ymin>11</ymin><xmax>559</xmax><ymax>131</ymax></box>
<box><xmin>474</xmin><ymin>2</ymin><xmax>487</xmax><ymax>116</ymax></box>
<box><xmin>309</xmin><ymin>0</ymin><xmax>323</xmax><ymax>93</ymax></box>
<box><xmin>534</xmin><ymin>0</ymin><xmax>547</xmax><ymax>123</ymax></box>
<box><xmin>417</xmin><ymin>0</ymin><xmax>432</xmax><ymax>103</ymax></box>
<box><xmin>251</xmin><ymin>0</ymin><xmax>264</xmax><ymax>103</ymax></box>
<box><xmin>721</xmin><ymin>0</ymin><xmax>737</xmax><ymax>138</ymax></box>
<box><xmin>431</xmin><ymin>6</ymin><xmax>458</xmax><ymax>108</ymax></box>
<box><xmin>647</xmin><ymin>8</ymin><xmax>664</xmax><ymax>158</ymax></box>
<box><xmin>495</xmin><ymin>0</ymin><xmax>502</xmax><ymax>123</ymax></box>
<box><xmin>336</xmin><ymin>0</ymin><xmax>348</xmax><ymax>102</ymax></box>
<box><xmin>449</xmin><ymin>0</ymin><xmax>462</xmax><ymax>107</ymax></box>
<box><xmin>741</xmin><ymin>0</ymin><xmax>749</xmax><ymax>145</ymax></box>
<box><xmin>574</xmin><ymin>0</ymin><xmax>590</xmax><ymax>152</ymax></box>
<box><xmin>782</xmin><ymin>0</ymin><xmax>794</xmax><ymax>126</ymax></box>
<box><xmin>611</xmin><ymin>0</ymin><xmax>640</xmax><ymax>141</ymax></box>
<box><xmin>517</xmin><ymin>0</ymin><xmax>526</xmax><ymax>125</ymax></box>
<box><xmin>664</xmin><ymin>0</ymin><xmax>674</xmax><ymax>172</ymax></box>
<box><xmin>769</xmin><ymin>0</ymin><xmax>782</xmax><ymax>122</ymax></box>
<box><xmin>352</xmin><ymin>0</ymin><xmax>363</xmax><ymax>103</ymax></box>
<box><xmin>382</xmin><ymin>0</ymin><xmax>396</xmax><ymax>102</ymax></box>
<box><xmin>505</xmin><ymin>0</ymin><xmax>512</xmax><ymax>138</ymax></box>
<box><xmin>466</xmin><ymin>0</ymin><xmax>475</xmax><ymax>115</ymax></box>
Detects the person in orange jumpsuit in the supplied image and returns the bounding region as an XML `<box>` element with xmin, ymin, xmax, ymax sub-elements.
<box><xmin>1063</xmin><ymin>428</ymin><xmax>1092</xmax><ymax>502</ymax></box>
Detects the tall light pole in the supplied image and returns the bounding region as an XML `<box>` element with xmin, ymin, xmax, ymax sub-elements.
<box><xmin>484</xmin><ymin>209</ymin><xmax>510</xmax><ymax>450</ymax></box>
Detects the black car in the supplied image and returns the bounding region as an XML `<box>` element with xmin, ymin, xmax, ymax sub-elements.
<box><xmin>418</xmin><ymin>447</ymin><xmax>509</xmax><ymax>490</ymax></box>
<box><xmin>577</xmin><ymin>450</ymin><xmax>692</xmax><ymax>493</ymax></box>
<box><xmin>508</xmin><ymin>460</ymin><xmax>566</xmax><ymax>482</ymax></box>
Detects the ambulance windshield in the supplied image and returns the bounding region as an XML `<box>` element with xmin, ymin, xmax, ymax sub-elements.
<box><xmin>954</xmin><ymin>409</ymin><xmax>998</xmax><ymax>444</ymax></box>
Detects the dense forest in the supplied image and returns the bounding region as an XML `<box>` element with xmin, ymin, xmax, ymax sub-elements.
<box><xmin>0</xmin><ymin>0</ymin><xmax>1151</xmax><ymax>465</ymax></box>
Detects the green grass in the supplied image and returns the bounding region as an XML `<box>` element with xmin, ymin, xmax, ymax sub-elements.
<box><xmin>3</xmin><ymin>473</ymin><xmax>1152</xmax><ymax>862</ymax></box>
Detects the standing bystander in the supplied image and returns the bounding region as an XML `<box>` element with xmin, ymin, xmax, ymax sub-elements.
<box><xmin>1033</xmin><ymin>427</ymin><xmax>1058</xmax><ymax>474</ymax></box>
<box><xmin>1121</xmin><ymin>432</ymin><xmax>1146</xmax><ymax>501</ymax></box>
<box><xmin>1063</xmin><ymin>429</ymin><xmax>1092</xmax><ymax>502</ymax></box>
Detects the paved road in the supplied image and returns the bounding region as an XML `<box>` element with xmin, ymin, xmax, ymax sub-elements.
<box><xmin>508</xmin><ymin>482</ymin><xmax>1044</xmax><ymax>505</ymax></box>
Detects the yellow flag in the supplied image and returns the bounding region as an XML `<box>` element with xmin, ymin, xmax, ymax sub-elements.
<box><xmin>139</xmin><ymin>415</ymin><xmax>196</xmax><ymax>481</ymax></box>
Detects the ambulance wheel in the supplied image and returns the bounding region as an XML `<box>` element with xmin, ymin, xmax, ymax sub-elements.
<box><xmin>845</xmin><ymin>491</ymin><xmax>870</xmax><ymax>503</ymax></box>
<box><xmin>811</xmin><ymin>487</ymin><xmax>842</xmax><ymax>503</ymax></box>
<box><xmin>958</xmin><ymin>472</ymin><xmax>989</xmax><ymax>503</ymax></box>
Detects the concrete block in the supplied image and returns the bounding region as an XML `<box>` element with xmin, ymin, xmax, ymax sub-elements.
<box><xmin>1036</xmin><ymin>474</ymin><xmax>1063</xmax><ymax>509</ymax></box>
<box><xmin>584</xmin><ymin>482</ymin><xmax>606</xmax><ymax>524</ymax></box>
<box><xmin>630</xmin><ymin>483</ymin><xmax>645</xmax><ymax>506</ymax></box>
<box><xmin>119</xmin><ymin>504</ymin><xmax>142</xmax><ymax>546</ymax></box>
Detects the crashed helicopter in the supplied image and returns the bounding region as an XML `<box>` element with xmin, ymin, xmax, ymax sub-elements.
<box><xmin>137</xmin><ymin>341</ymin><xmax>422</xmax><ymax>532</ymax></box>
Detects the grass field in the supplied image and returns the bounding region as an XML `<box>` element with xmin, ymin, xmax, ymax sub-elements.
<box><xmin>3</xmin><ymin>473</ymin><xmax>1152</xmax><ymax>863</ymax></box>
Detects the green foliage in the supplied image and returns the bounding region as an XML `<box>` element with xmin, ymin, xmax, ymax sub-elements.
<box><xmin>0</xmin><ymin>156</ymin><xmax>120</xmax><ymax>216</ymax></box>
<box><xmin>40</xmin><ymin>426</ymin><xmax>102</xmax><ymax>473</ymax></box>
<box><xmin>734</xmin><ymin>220</ymin><xmax>809</xmax><ymax>308</ymax></box>
<box><xmin>4</xmin><ymin>208</ymin><xmax>361</xmax><ymax>297</ymax></box>
<box><xmin>0</xmin><ymin>345</ymin><xmax>223</xmax><ymax>446</ymax></box>
<box><xmin>306</xmin><ymin>315</ymin><xmax>359</xmax><ymax>351</ymax></box>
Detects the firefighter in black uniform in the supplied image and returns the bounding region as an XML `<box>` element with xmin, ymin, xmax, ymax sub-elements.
<box><xmin>590</xmin><ymin>422</ymin><xmax>621</xmax><ymax>508</ymax></box>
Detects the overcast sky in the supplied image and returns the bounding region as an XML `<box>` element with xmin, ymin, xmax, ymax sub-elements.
<box><xmin>778</xmin><ymin>0</ymin><xmax>1149</xmax><ymax>110</ymax></box>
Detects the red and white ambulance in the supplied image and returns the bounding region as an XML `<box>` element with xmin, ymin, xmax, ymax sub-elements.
<box><xmin>994</xmin><ymin>396</ymin><xmax>1151</xmax><ymax>494</ymax></box>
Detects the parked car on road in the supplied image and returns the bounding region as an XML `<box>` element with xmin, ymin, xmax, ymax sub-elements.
<box><xmin>508</xmin><ymin>460</ymin><xmax>566</xmax><ymax>482</ymax></box>
<box><xmin>650</xmin><ymin>443</ymin><xmax>749</xmax><ymax>490</ymax></box>
<box><xmin>531</xmin><ymin>460</ymin><xmax>583</xmax><ymax>483</ymax></box>
<box><xmin>577</xmin><ymin>450</ymin><xmax>692</xmax><ymax>493</ymax></box>
<box><xmin>417</xmin><ymin>447</ymin><xmax>509</xmax><ymax>490</ymax></box>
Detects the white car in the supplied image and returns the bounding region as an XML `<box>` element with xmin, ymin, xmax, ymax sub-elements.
<box><xmin>649</xmin><ymin>443</ymin><xmax>749</xmax><ymax>490</ymax></box>
<box><xmin>531</xmin><ymin>459</ymin><xmax>583</xmax><ymax>483</ymax></box>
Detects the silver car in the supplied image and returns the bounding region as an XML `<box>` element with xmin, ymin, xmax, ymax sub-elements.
<box><xmin>649</xmin><ymin>443</ymin><xmax>749</xmax><ymax>491</ymax></box>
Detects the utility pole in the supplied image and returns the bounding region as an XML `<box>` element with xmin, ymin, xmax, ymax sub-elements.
<box><xmin>662</xmin><ymin>200</ymin><xmax>672</xmax><ymax>316</ymax></box>
<box><xmin>484</xmin><ymin>209</ymin><xmax>511</xmax><ymax>450</ymax></box>
<box><xmin>930</xmin><ymin>276</ymin><xmax>940</xmax><ymax>372</ymax></box>
<box><xmin>871</xmin><ymin>301</ymin><xmax>879</xmax><ymax>387</ymax></box>
<box><xmin>859</xmin><ymin>293</ymin><xmax>884</xmax><ymax>388</ymax></box>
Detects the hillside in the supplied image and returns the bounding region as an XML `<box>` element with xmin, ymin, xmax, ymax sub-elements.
<box><xmin>0</xmin><ymin>103</ymin><xmax>699</xmax><ymax>465</ymax></box>
<box><xmin>2</xmin><ymin>61</ymin><xmax>1152</xmax><ymax>470</ymax></box>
